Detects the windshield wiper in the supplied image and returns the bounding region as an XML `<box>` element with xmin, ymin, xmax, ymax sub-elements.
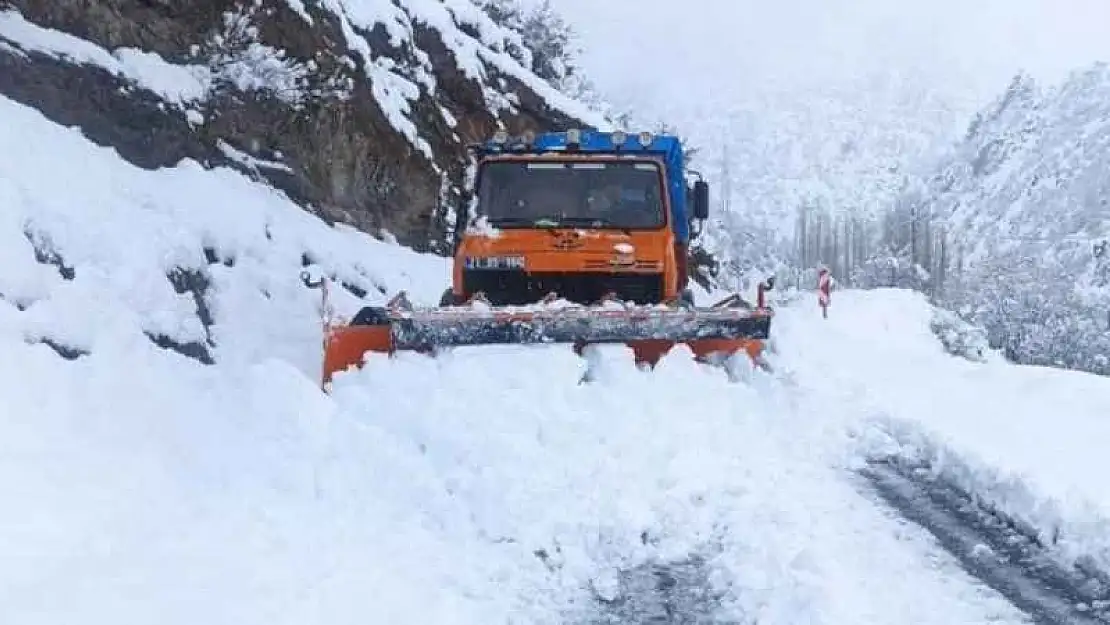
<box><xmin>486</xmin><ymin>216</ymin><xmax>633</xmax><ymax>233</ymax></box>
<box><xmin>548</xmin><ymin>217</ymin><xmax>637</xmax><ymax>236</ymax></box>
<box><xmin>487</xmin><ymin>217</ymin><xmax>583</xmax><ymax>229</ymax></box>
<box><xmin>547</xmin><ymin>216</ymin><xmax>618</xmax><ymax>227</ymax></box>
<box><xmin>486</xmin><ymin>217</ymin><xmax>548</xmax><ymax>226</ymax></box>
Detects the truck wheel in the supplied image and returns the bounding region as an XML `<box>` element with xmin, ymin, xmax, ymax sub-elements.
<box><xmin>439</xmin><ymin>289</ymin><xmax>461</xmax><ymax>307</ymax></box>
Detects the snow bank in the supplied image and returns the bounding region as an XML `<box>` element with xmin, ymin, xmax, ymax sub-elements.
<box><xmin>775</xmin><ymin>287</ymin><xmax>1110</xmax><ymax>575</ymax></box>
<box><xmin>0</xmin><ymin>91</ymin><xmax>483</xmax><ymax>623</ymax></box>
<box><xmin>0</xmin><ymin>344</ymin><xmax>501</xmax><ymax>623</ymax></box>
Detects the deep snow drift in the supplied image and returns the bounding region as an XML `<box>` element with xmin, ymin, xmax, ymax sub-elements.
<box><xmin>0</xmin><ymin>91</ymin><xmax>1045</xmax><ymax>624</ymax></box>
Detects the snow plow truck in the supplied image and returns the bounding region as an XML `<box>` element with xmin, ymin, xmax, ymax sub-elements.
<box><xmin>318</xmin><ymin>128</ymin><xmax>774</xmax><ymax>387</ymax></box>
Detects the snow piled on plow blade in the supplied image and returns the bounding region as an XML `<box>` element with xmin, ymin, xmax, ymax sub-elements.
<box><xmin>373</xmin><ymin>306</ymin><xmax>772</xmax><ymax>350</ymax></box>
<box><xmin>321</xmin><ymin>302</ymin><xmax>773</xmax><ymax>385</ymax></box>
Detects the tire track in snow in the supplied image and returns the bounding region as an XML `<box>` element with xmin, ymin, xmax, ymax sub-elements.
<box><xmin>582</xmin><ymin>554</ymin><xmax>740</xmax><ymax>625</ymax></box>
<box><xmin>860</xmin><ymin>458</ymin><xmax>1110</xmax><ymax>624</ymax></box>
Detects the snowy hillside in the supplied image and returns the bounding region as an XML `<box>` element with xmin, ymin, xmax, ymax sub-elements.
<box><xmin>0</xmin><ymin>94</ymin><xmax>449</xmax><ymax>377</ymax></box>
<box><xmin>0</xmin><ymin>0</ymin><xmax>606</xmax><ymax>252</ymax></box>
<box><xmin>694</xmin><ymin>77</ymin><xmax>964</xmax><ymax>288</ymax></box>
<box><xmin>889</xmin><ymin>65</ymin><xmax>1110</xmax><ymax>374</ymax></box>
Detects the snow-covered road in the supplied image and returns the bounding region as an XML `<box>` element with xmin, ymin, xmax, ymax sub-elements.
<box><xmin>324</xmin><ymin>341</ymin><xmax>1033</xmax><ymax>624</ymax></box>
<box><xmin>0</xmin><ymin>326</ymin><xmax>1033</xmax><ymax>625</ymax></box>
<box><xmin>773</xmin><ymin>288</ymin><xmax>1110</xmax><ymax>623</ymax></box>
<box><xmin>775</xmin><ymin>289</ymin><xmax>1110</xmax><ymax>579</ymax></box>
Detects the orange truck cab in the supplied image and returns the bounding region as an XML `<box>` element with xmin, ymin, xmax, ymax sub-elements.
<box><xmin>442</xmin><ymin>129</ymin><xmax>708</xmax><ymax>309</ymax></box>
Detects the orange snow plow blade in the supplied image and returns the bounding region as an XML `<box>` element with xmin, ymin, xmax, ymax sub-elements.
<box><xmin>319</xmin><ymin>298</ymin><xmax>772</xmax><ymax>387</ymax></box>
<box><xmin>321</xmin><ymin>324</ymin><xmax>394</xmax><ymax>384</ymax></box>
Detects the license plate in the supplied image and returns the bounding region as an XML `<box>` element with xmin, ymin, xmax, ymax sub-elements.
<box><xmin>464</xmin><ymin>255</ymin><xmax>526</xmax><ymax>270</ymax></box>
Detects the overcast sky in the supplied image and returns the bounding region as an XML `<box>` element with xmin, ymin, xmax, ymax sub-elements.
<box><xmin>541</xmin><ymin>0</ymin><xmax>1110</xmax><ymax>124</ymax></box>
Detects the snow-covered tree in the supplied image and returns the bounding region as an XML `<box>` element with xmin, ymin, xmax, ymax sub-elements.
<box><xmin>879</xmin><ymin>64</ymin><xmax>1110</xmax><ymax>373</ymax></box>
<box><xmin>475</xmin><ymin>0</ymin><xmax>591</xmax><ymax>98</ymax></box>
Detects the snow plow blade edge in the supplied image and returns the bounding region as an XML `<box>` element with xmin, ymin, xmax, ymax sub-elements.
<box><xmin>321</xmin><ymin>306</ymin><xmax>771</xmax><ymax>385</ymax></box>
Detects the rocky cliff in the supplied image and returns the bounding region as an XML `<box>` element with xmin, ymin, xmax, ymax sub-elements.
<box><xmin>0</xmin><ymin>0</ymin><xmax>604</xmax><ymax>253</ymax></box>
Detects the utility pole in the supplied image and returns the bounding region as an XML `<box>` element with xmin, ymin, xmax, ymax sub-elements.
<box><xmin>720</xmin><ymin>122</ymin><xmax>732</xmax><ymax>214</ymax></box>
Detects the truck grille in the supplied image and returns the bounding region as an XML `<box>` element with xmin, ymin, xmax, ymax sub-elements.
<box><xmin>462</xmin><ymin>271</ymin><xmax>664</xmax><ymax>306</ymax></box>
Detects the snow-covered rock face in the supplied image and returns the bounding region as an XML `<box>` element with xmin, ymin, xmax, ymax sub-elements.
<box><xmin>0</xmin><ymin>0</ymin><xmax>604</xmax><ymax>252</ymax></box>
<box><xmin>909</xmin><ymin>65</ymin><xmax>1110</xmax><ymax>373</ymax></box>
<box><xmin>0</xmin><ymin>93</ymin><xmax>452</xmax><ymax>378</ymax></box>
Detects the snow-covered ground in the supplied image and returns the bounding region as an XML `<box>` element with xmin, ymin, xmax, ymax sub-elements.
<box><xmin>6</xmin><ymin>81</ymin><xmax>1110</xmax><ymax>623</ymax></box>
<box><xmin>774</xmin><ymin>288</ymin><xmax>1110</xmax><ymax>578</ymax></box>
<box><xmin>0</xmin><ymin>90</ymin><xmax>1042</xmax><ymax>624</ymax></box>
<box><xmin>6</xmin><ymin>2</ymin><xmax>1110</xmax><ymax>623</ymax></box>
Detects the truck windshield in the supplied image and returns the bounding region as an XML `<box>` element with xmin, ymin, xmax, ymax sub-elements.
<box><xmin>476</xmin><ymin>160</ymin><xmax>666</xmax><ymax>229</ymax></box>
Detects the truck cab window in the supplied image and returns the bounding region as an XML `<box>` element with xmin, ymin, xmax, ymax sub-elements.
<box><xmin>477</xmin><ymin>160</ymin><xmax>666</xmax><ymax>229</ymax></box>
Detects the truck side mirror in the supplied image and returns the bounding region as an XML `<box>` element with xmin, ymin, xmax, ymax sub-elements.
<box><xmin>692</xmin><ymin>180</ymin><xmax>709</xmax><ymax>220</ymax></box>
